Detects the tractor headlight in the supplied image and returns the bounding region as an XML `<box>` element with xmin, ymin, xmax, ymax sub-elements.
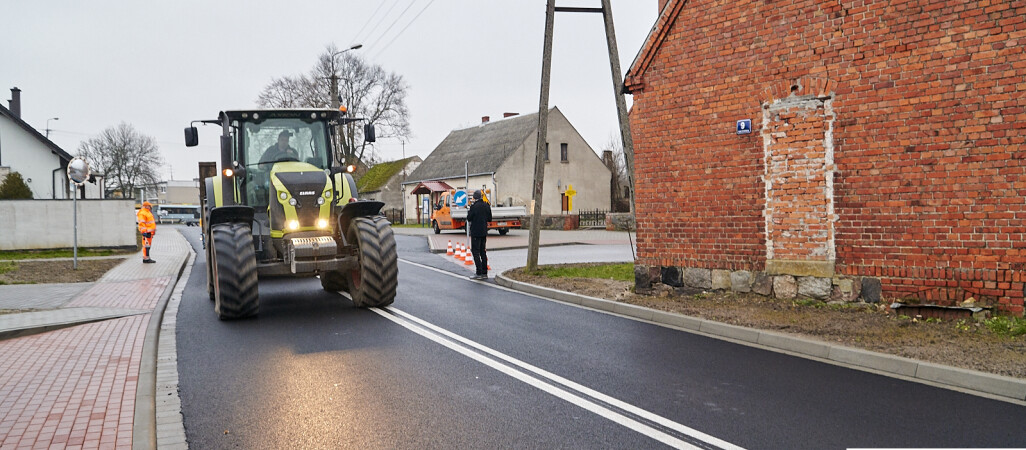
<box><xmin>288</xmin><ymin>220</ymin><xmax>299</xmax><ymax>230</ymax></box>
<box><xmin>316</xmin><ymin>196</ymin><xmax>325</xmax><ymax>205</ymax></box>
<box><xmin>317</xmin><ymin>218</ymin><xmax>329</xmax><ymax>229</ymax></box>
<box><xmin>288</xmin><ymin>198</ymin><xmax>298</xmax><ymax>206</ymax></box>
<box><xmin>279</xmin><ymin>192</ymin><xmax>288</xmax><ymax>201</ymax></box>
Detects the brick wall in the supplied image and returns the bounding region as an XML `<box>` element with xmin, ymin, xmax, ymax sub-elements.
<box><xmin>627</xmin><ymin>0</ymin><xmax>1026</xmax><ymax>313</ymax></box>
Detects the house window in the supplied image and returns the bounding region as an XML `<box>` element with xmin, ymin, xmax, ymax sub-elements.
<box><xmin>560</xmin><ymin>143</ymin><xmax>568</xmax><ymax>162</ymax></box>
<box><xmin>159</xmin><ymin>186</ymin><xmax>167</xmax><ymax>194</ymax></box>
<box><xmin>545</xmin><ymin>143</ymin><xmax>549</xmax><ymax>162</ymax></box>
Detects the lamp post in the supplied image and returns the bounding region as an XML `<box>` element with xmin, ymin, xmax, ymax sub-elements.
<box><xmin>327</xmin><ymin>44</ymin><xmax>362</xmax><ymax>165</ymax></box>
<box><xmin>45</xmin><ymin>117</ymin><xmax>59</xmax><ymax>139</ymax></box>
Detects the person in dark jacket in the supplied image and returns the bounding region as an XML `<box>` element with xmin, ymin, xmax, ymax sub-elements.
<box><xmin>466</xmin><ymin>190</ymin><xmax>492</xmax><ymax>280</ymax></box>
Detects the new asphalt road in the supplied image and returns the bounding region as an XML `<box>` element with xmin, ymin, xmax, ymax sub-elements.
<box><xmin>175</xmin><ymin>228</ymin><xmax>1025</xmax><ymax>448</ymax></box>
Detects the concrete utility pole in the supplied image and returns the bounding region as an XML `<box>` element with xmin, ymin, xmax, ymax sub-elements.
<box><xmin>527</xmin><ymin>0</ymin><xmax>638</xmax><ymax>270</ymax></box>
<box><xmin>599</xmin><ymin>0</ymin><xmax>638</xmax><ymax>217</ymax></box>
<box><xmin>526</xmin><ymin>0</ymin><xmax>556</xmax><ymax>272</ymax></box>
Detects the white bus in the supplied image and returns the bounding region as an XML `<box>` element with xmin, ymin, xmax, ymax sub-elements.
<box><xmin>155</xmin><ymin>204</ymin><xmax>201</xmax><ymax>225</ymax></box>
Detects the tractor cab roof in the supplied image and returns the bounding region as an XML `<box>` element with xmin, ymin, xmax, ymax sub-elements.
<box><xmin>221</xmin><ymin>109</ymin><xmax>341</xmax><ymax>124</ymax></box>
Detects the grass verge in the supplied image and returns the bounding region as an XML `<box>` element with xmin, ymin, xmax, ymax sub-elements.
<box><xmin>0</xmin><ymin>247</ymin><xmax>136</xmax><ymax>261</ymax></box>
<box><xmin>527</xmin><ymin>262</ymin><xmax>634</xmax><ymax>282</ymax></box>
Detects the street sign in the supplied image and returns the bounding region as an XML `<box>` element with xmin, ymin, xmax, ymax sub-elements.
<box><xmin>453</xmin><ymin>190</ymin><xmax>468</xmax><ymax>207</ymax></box>
<box><xmin>736</xmin><ymin>119</ymin><xmax>752</xmax><ymax>135</ymax></box>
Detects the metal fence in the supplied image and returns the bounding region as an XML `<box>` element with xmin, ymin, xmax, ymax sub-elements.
<box><xmin>383</xmin><ymin>208</ymin><xmax>403</xmax><ymax>224</ymax></box>
<box><xmin>578</xmin><ymin>209</ymin><xmax>608</xmax><ymax>228</ymax></box>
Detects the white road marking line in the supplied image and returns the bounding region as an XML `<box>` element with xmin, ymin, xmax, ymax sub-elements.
<box><xmin>384</xmin><ymin>306</ymin><xmax>743</xmax><ymax>450</ymax></box>
<box><xmin>365</xmin><ymin>303</ymin><xmax>742</xmax><ymax>449</ymax></box>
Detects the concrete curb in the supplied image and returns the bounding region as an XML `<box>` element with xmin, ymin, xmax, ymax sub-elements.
<box><xmin>133</xmin><ymin>233</ymin><xmax>192</xmax><ymax>450</ymax></box>
<box><xmin>495</xmin><ymin>273</ymin><xmax>1026</xmax><ymax>403</ymax></box>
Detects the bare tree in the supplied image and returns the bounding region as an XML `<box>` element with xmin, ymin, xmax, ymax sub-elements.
<box><xmin>604</xmin><ymin>133</ymin><xmax>631</xmax><ymax>212</ymax></box>
<box><xmin>257</xmin><ymin>44</ymin><xmax>411</xmax><ymax>166</ymax></box>
<box><xmin>78</xmin><ymin>122</ymin><xmax>163</xmax><ymax>199</ymax></box>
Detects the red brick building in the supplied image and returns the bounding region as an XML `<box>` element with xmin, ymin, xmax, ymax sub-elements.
<box><xmin>625</xmin><ymin>0</ymin><xmax>1026</xmax><ymax>313</ymax></box>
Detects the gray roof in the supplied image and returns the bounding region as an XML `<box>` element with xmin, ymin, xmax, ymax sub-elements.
<box><xmin>406</xmin><ymin>110</ymin><xmax>546</xmax><ymax>183</ymax></box>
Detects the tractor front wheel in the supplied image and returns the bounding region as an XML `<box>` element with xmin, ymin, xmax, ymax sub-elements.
<box><xmin>346</xmin><ymin>216</ymin><xmax>398</xmax><ymax>307</ymax></box>
<box><xmin>320</xmin><ymin>270</ymin><xmax>348</xmax><ymax>293</ymax></box>
<box><xmin>211</xmin><ymin>222</ymin><xmax>259</xmax><ymax>319</ymax></box>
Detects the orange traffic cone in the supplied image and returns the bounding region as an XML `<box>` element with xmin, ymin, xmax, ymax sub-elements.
<box><xmin>464</xmin><ymin>246</ymin><xmax>474</xmax><ymax>265</ymax></box>
<box><xmin>454</xmin><ymin>243</ymin><xmax>463</xmax><ymax>260</ymax></box>
<box><xmin>446</xmin><ymin>240</ymin><xmax>454</xmax><ymax>256</ymax></box>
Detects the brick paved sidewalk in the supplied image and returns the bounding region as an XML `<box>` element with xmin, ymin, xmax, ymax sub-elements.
<box><xmin>0</xmin><ymin>229</ymin><xmax>191</xmax><ymax>449</ymax></box>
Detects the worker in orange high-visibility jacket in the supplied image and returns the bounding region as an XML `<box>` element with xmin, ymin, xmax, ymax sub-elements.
<box><xmin>137</xmin><ymin>201</ymin><xmax>157</xmax><ymax>263</ymax></box>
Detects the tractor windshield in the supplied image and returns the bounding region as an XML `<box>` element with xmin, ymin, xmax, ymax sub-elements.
<box><xmin>242</xmin><ymin>119</ymin><xmax>331</xmax><ymax>170</ymax></box>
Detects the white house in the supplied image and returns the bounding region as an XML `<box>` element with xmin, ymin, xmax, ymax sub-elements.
<box><xmin>0</xmin><ymin>87</ymin><xmax>103</xmax><ymax>199</ymax></box>
<box><xmin>401</xmin><ymin>107</ymin><xmax>612</xmax><ymax>222</ymax></box>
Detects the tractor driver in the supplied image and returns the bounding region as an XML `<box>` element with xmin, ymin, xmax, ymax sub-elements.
<box><xmin>259</xmin><ymin>130</ymin><xmax>299</xmax><ymax>164</ymax></box>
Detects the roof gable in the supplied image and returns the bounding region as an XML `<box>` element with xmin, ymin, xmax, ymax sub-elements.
<box><xmin>0</xmin><ymin>103</ymin><xmax>74</xmax><ymax>162</ymax></box>
<box><xmin>406</xmin><ymin>111</ymin><xmax>544</xmax><ymax>182</ymax></box>
<box><xmin>625</xmin><ymin>0</ymin><xmax>687</xmax><ymax>94</ymax></box>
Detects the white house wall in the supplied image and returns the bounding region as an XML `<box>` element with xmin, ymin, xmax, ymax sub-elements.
<box><xmin>497</xmin><ymin>109</ymin><xmax>612</xmax><ymax>215</ymax></box>
<box><xmin>0</xmin><ymin>118</ymin><xmax>67</xmax><ymax>199</ymax></box>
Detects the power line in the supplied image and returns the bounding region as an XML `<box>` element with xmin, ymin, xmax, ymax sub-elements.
<box><xmin>350</xmin><ymin>1</ymin><xmax>388</xmax><ymax>45</ymax></box>
<box><xmin>359</xmin><ymin>0</ymin><xmax>403</xmax><ymax>49</ymax></box>
<box><xmin>364</xmin><ymin>0</ymin><xmax>419</xmax><ymax>53</ymax></box>
<box><xmin>370</xmin><ymin>0</ymin><xmax>438</xmax><ymax>59</ymax></box>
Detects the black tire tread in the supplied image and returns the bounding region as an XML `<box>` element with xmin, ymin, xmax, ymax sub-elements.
<box><xmin>348</xmin><ymin>216</ymin><xmax>398</xmax><ymax>307</ymax></box>
<box><xmin>212</xmin><ymin>222</ymin><xmax>259</xmax><ymax>319</ymax></box>
<box><xmin>320</xmin><ymin>270</ymin><xmax>348</xmax><ymax>292</ymax></box>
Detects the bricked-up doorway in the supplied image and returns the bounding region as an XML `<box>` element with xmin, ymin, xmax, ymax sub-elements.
<box><xmin>762</xmin><ymin>89</ymin><xmax>836</xmax><ymax>277</ymax></box>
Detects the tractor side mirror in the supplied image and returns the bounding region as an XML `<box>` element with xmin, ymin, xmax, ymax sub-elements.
<box><xmin>185</xmin><ymin>127</ymin><xmax>199</xmax><ymax>147</ymax></box>
<box><xmin>363</xmin><ymin>123</ymin><xmax>376</xmax><ymax>143</ymax></box>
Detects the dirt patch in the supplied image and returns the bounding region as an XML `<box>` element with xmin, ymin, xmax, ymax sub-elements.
<box><xmin>504</xmin><ymin>268</ymin><xmax>1026</xmax><ymax>380</ymax></box>
<box><xmin>0</xmin><ymin>259</ymin><xmax>125</xmax><ymax>285</ymax></box>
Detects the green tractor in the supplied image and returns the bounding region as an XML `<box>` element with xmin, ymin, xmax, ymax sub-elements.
<box><xmin>185</xmin><ymin>109</ymin><xmax>397</xmax><ymax>320</ymax></box>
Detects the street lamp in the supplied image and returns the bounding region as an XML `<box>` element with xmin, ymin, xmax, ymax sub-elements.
<box><xmin>45</xmin><ymin>117</ymin><xmax>58</xmax><ymax>139</ymax></box>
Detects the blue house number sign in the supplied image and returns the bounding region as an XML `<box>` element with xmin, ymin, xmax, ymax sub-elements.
<box><xmin>737</xmin><ymin>119</ymin><xmax>752</xmax><ymax>135</ymax></box>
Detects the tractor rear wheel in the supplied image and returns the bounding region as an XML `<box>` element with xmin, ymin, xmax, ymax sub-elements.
<box><xmin>346</xmin><ymin>216</ymin><xmax>398</xmax><ymax>307</ymax></box>
<box><xmin>320</xmin><ymin>270</ymin><xmax>348</xmax><ymax>292</ymax></box>
<box><xmin>212</xmin><ymin>222</ymin><xmax>259</xmax><ymax>319</ymax></box>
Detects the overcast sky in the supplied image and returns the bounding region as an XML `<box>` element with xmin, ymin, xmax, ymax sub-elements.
<box><xmin>2</xmin><ymin>1</ymin><xmax>658</xmax><ymax>181</ymax></box>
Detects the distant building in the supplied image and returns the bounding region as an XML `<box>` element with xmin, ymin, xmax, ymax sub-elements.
<box><xmin>356</xmin><ymin>156</ymin><xmax>422</xmax><ymax>222</ymax></box>
<box><xmin>0</xmin><ymin>87</ymin><xmax>104</xmax><ymax>199</ymax></box>
<box><xmin>402</xmin><ymin>108</ymin><xmax>611</xmax><ymax>223</ymax></box>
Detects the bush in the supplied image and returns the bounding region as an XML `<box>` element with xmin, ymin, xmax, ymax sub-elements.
<box><xmin>0</xmin><ymin>172</ymin><xmax>33</xmax><ymax>199</ymax></box>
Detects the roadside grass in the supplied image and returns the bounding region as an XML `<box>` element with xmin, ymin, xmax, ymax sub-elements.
<box><xmin>984</xmin><ymin>315</ymin><xmax>1026</xmax><ymax>337</ymax></box>
<box><xmin>530</xmin><ymin>262</ymin><xmax>634</xmax><ymax>282</ymax></box>
<box><xmin>0</xmin><ymin>248</ymin><xmax>135</xmax><ymax>261</ymax></box>
<box><xmin>0</xmin><ymin>261</ymin><xmax>17</xmax><ymax>275</ymax></box>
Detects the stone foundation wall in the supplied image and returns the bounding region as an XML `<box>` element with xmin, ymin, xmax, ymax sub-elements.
<box><xmin>605</xmin><ymin>213</ymin><xmax>635</xmax><ymax>231</ymax></box>
<box><xmin>636</xmin><ymin>263</ymin><xmax>880</xmax><ymax>304</ymax></box>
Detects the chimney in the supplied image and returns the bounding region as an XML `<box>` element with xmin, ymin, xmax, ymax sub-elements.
<box><xmin>602</xmin><ymin>150</ymin><xmax>614</xmax><ymax>169</ymax></box>
<box><xmin>503</xmin><ymin>112</ymin><xmax>519</xmax><ymax>118</ymax></box>
<box><xmin>481</xmin><ymin>116</ymin><xmax>490</xmax><ymax>124</ymax></box>
<box><xmin>8</xmin><ymin>87</ymin><xmax>21</xmax><ymax>118</ymax></box>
